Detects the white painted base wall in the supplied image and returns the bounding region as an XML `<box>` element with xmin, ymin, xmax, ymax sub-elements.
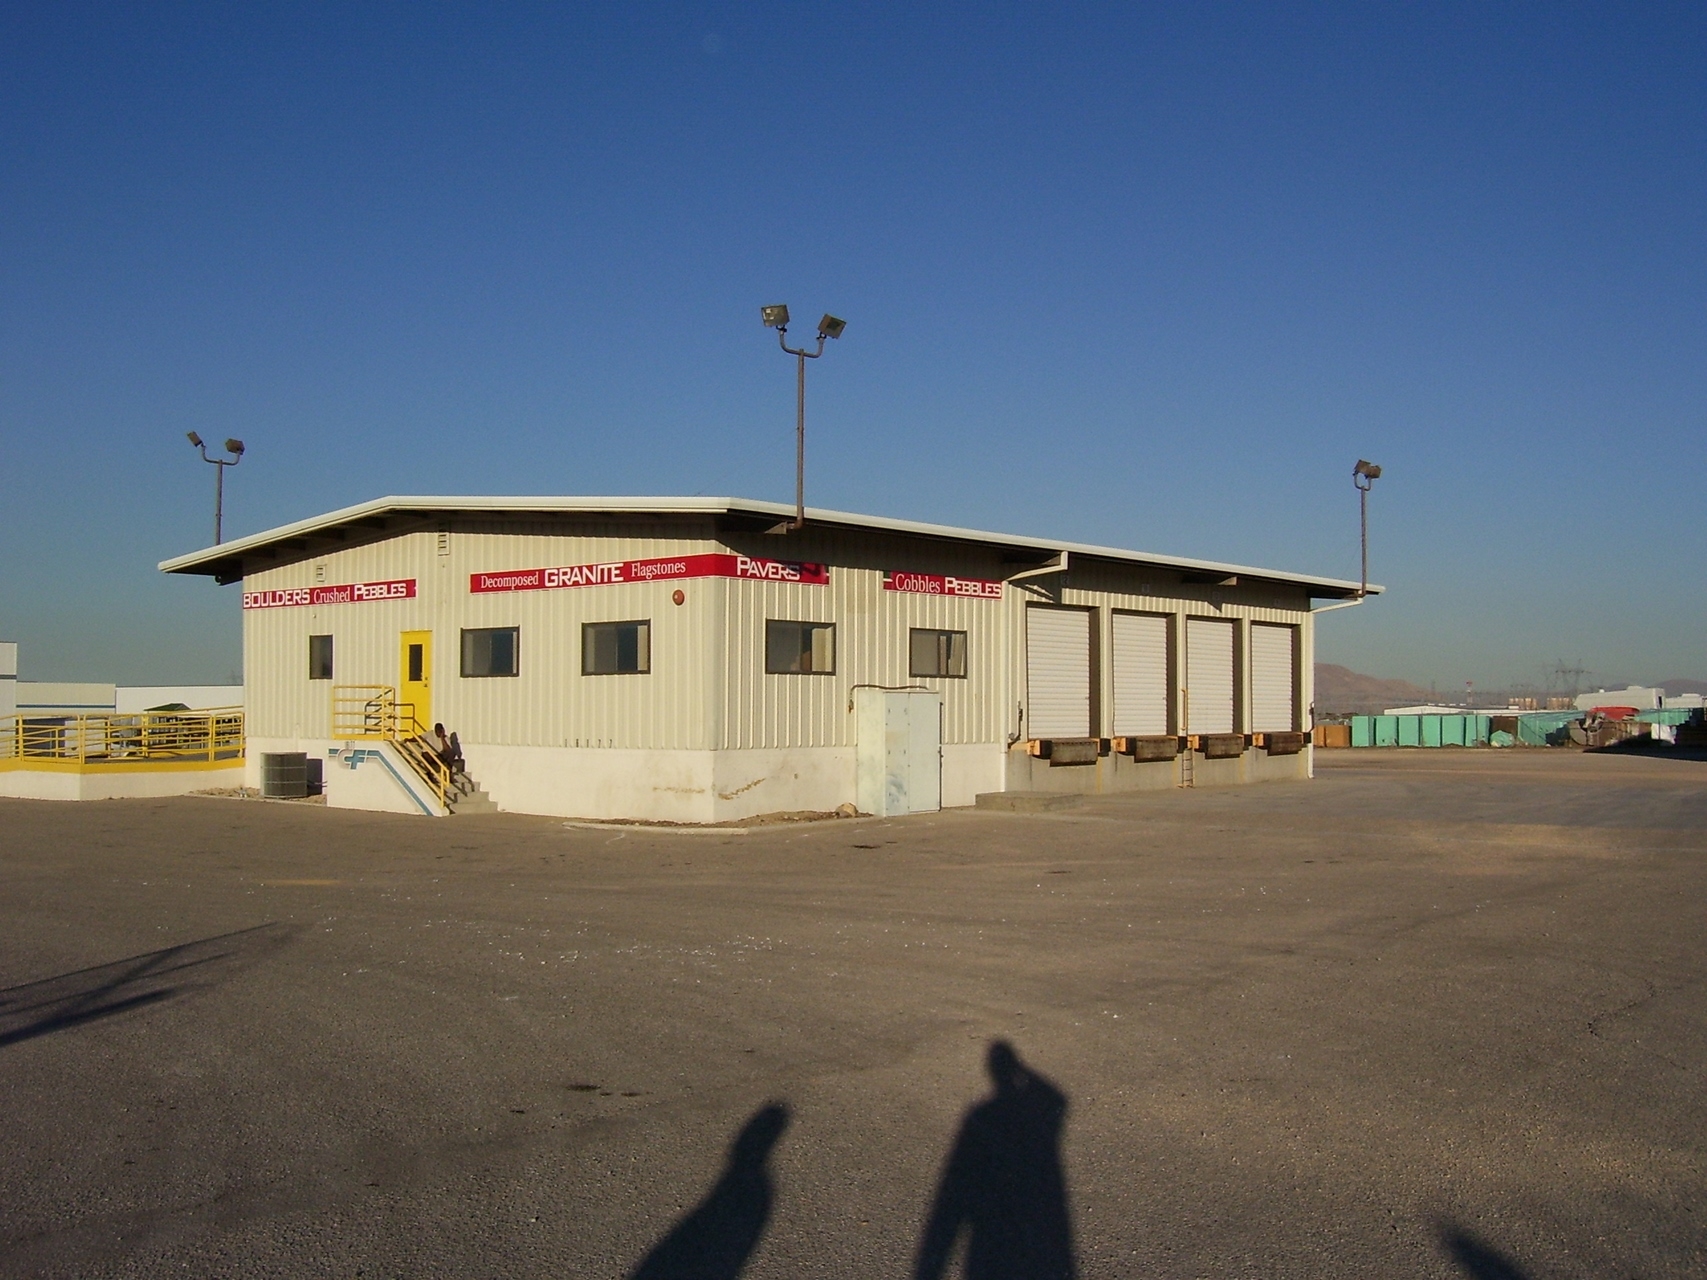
<box><xmin>942</xmin><ymin>743</ymin><xmax>1006</xmax><ymax>809</ymax></box>
<box><xmin>244</xmin><ymin>734</ymin><xmax>1008</xmax><ymax>822</ymax></box>
<box><xmin>467</xmin><ymin>743</ymin><xmax>861</xmax><ymax>822</ymax></box>
<box><xmin>0</xmin><ymin>765</ymin><xmax>246</xmax><ymax>801</ymax></box>
<box><xmin>325</xmin><ymin>742</ymin><xmax>447</xmax><ymax>817</ymax></box>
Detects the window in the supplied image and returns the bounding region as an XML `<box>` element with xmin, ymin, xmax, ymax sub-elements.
<box><xmin>461</xmin><ymin>627</ymin><xmax>519</xmax><ymax>677</ymax></box>
<box><xmin>766</xmin><ymin>620</ymin><xmax>835</xmax><ymax>674</ymax></box>
<box><xmin>583</xmin><ymin>620</ymin><xmax>650</xmax><ymax>675</ymax></box>
<box><xmin>909</xmin><ymin>628</ymin><xmax>967</xmax><ymax>678</ymax></box>
<box><xmin>308</xmin><ymin>635</ymin><xmax>334</xmax><ymax>681</ymax></box>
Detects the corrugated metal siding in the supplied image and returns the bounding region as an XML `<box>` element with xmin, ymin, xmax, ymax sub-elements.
<box><xmin>1185</xmin><ymin>618</ymin><xmax>1235</xmax><ymax>735</ymax></box>
<box><xmin>1026</xmin><ymin>606</ymin><xmax>1092</xmax><ymax>738</ymax></box>
<box><xmin>1111</xmin><ymin>612</ymin><xmax>1169</xmax><ymax>736</ymax></box>
<box><xmin>1250</xmin><ymin>622</ymin><xmax>1297</xmax><ymax>732</ymax></box>
<box><xmin>718</xmin><ymin>529</ymin><xmax>1014</xmax><ymax>750</ymax></box>
<box><xmin>244</xmin><ymin>520</ymin><xmax>719</xmax><ymax>750</ymax></box>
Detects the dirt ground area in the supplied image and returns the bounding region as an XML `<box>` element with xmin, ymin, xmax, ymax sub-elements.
<box><xmin>2</xmin><ymin>749</ymin><xmax>1704</xmax><ymax>1278</ymax></box>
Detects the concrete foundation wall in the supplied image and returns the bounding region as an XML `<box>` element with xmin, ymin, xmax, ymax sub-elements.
<box><xmin>943</xmin><ymin>743</ymin><xmax>1006</xmax><ymax>808</ymax></box>
<box><xmin>466</xmin><ymin>741</ymin><xmax>1011</xmax><ymax>821</ymax></box>
<box><xmin>467</xmin><ymin>743</ymin><xmax>718</xmax><ymax>822</ymax></box>
<box><xmin>0</xmin><ymin>764</ymin><xmax>245</xmax><ymax>801</ymax></box>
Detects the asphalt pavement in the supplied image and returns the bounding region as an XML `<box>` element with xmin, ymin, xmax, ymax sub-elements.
<box><xmin>2</xmin><ymin>749</ymin><xmax>1704</xmax><ymax>1278</ymax></box>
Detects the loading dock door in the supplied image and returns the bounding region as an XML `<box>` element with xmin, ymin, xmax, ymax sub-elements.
<box><xmin>1185</xmin><ymin>618</ymin><xmax>1235</xmax><ymax>735</ymax></box>
<box><xmin>1250</xmin><ymin>623</ymin><xmax>1297</xmax><ymax>732</ymax></box>
<box><xmin>1026</xmin><ymin>606</ymin><xmax>1092</xmax><ymax>739</ymax></box>
<box><xmin>1111</xmin><ymin>612</ymin><xmax>1169</xmax><ymax>736</ymax></box>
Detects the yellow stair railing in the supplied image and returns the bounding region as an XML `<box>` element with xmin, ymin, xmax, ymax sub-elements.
<box><xmin>331</xmin><ymin>685</ymin><xmax>450</xmax><ymax>808</ymax></box>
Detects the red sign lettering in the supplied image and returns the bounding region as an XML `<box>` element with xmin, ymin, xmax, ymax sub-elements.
<box><xmin>471</xmin><ymin>553</ymin><xmax>828</xmax><ymax>593</ymax></box>
<box><xmin>882</xmin><ymin>571</ymin><xmax>1003</xmax><ymax>599</ymax></box>
<box><xmin>242</xmin><ymin>579</ymin><xmax>417</xmax><ymax>610</ymax></box>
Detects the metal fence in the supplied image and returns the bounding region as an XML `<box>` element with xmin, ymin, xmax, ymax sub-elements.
<box><xmin>0</xmin><ymin>708</ymin><xmax>244</xmax><ymax>765</ymax></box>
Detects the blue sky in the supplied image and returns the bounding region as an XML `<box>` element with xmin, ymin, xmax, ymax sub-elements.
<box><xmin>2</xmin><ymin>2</ymin><xmax>1702</xmax><ymax>690</ymax></box>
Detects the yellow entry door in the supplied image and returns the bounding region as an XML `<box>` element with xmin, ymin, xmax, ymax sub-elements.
<box><xmin>399</xmin><ymin>631</ymin><xmax>432</xmax><ymax>731</ymax></box>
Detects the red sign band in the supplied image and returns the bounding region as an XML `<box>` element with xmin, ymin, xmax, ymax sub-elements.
<box><xmin>242</xmin><ymin>579</ymin><xmax>417</xmax><ymax>610</ymax></box>
<box><xmin>882</xmin><ymin>571</ymin><xmax>1003</xmax><ymax>599</ymax></box>
<box><xmin>471</xmin><ymin>553</ymin><xmax>829</xmax><ymax>594</ymax></box>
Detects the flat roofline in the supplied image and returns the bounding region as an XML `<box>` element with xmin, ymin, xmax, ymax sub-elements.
<box><xmin>158</xmin><ymin>495</ymin><xmax>1381</xmax><ymax>599</ymax></box>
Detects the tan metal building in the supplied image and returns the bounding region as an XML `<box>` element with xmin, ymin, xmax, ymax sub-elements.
<box><xmin>160</xmin><ymin>496</ymin><xmax>1374</xmax><ymax>820</ymax></box>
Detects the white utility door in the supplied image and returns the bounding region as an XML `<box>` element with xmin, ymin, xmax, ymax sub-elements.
<box><xmin>1111</xmin><ymin>612</ymin><xmax>1169</xmax><ymax>736</ymax></box>
<box><xmin>1026</xmin><ymin>606</ymin><xmax>1092</xmax><ymax>738</ymax></box>
<box><xmin>1185</xmin><ymin>618</ymin><xmax>1236</xmax><ymax>735</ymax></box>
<box><xmin>1250</xmin><ymin>623</ymin><xmax>1297</xmax><ymax>733</ymax></box>
<box><xmin>855</xmin><ymin>688</ymin><xmax>942</xmax><ymax>817</ymax></box>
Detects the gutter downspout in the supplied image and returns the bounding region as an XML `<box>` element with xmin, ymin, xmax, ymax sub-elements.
<box><xmin>1007</xmin><ymin>551</ymin><xmax>1069</xmax><ymax>584</ymax></box>
<box><xmin>1306</xmin><ymin>594</ymin><xmax>1370</xmax><ymax>774</ymax></box>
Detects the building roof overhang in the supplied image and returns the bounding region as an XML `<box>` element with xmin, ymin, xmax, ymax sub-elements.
<box><xmin>157</xmin><ymin>495</ymin><xmax>1381</xmax><ymax>600</ymax></box>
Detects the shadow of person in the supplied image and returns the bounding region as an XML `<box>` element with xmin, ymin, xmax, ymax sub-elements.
<box><xmin>914</xmin><ymin>1040</ymin><xmax>1077</xmax><ymax>1280</ymax></box>
<box><xmin>629</xmin><ymin>1103</ymin><xmax>790</xmax><ymax>1280</ymax></box>
<box><xmin>1441</xmin><ymin>1224</ymin><xmax>1534</xmax><ymax>1280</ymax></box>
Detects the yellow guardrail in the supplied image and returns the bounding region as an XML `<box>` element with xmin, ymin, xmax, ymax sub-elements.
<box><xmin>331</xmin><ymin>685</ymin><xmax>449</xmax><ymax>808</ymax></box>
<box><xmin>0</xmin><ymin>708</ymin><xmax>244</xmax><ymax>766</ymax></box>
<box><xmin>332</xmin><ymin>684</ymin><xmax>421</xmax><ymax>741</ymax></box>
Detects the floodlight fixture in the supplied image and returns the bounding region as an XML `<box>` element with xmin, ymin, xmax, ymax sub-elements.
<box><xmin>761</xmin><ymin>302</ymin><xmax>848</xmax><ymax>533</ymax></box>
<box><xmin>187</xmin><ymin>431</ymin><xmax>247</xmax><ymax>544</ymax></box>
<box><xmin>1352</xmin><ymin>457</ymin><xmax>1382</xmax><ymax>596</ymax></box>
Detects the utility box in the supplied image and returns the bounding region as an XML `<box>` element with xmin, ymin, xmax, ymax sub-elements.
<box><xmin>855</xmin><ymin>688</ymin><xmax>942</xmax><ymax>818</ymax></box>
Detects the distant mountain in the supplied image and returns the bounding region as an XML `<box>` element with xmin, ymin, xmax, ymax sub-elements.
<box><xmin>1314</xmin><ymin>664</ymin><xmax>1435</xmax><ymax>716</ymax></box>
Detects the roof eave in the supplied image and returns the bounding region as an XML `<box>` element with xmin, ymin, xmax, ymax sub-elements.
<box><xmin>157</xmin><ymin>495</ymin><xmax>1376</xmax><ymax>597</ymax></box>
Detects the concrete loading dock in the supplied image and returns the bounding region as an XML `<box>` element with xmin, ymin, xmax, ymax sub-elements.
<box><xmin>160</xmin><ymin>496</ymin><xmax>1375</xmax><ymax>820</ymax></box>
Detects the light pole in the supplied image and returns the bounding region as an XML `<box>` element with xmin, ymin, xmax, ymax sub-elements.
<box><xmin>1353</xmin><ymin>458</ymin><xmax>1381</xmax><ymax>597</ymax></box>
<box><xmin>187</xmin><ymin>433</ymin><xmax>245</xmax><ymax>543</ymax></box>
<box><xmin>760</xmin><ymin>304</ymin><xmax>846</xmax><ymax>532</ymax></box>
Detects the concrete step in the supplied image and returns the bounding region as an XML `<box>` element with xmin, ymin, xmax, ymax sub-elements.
<box><xmin>450</xmin><ymin>788</ymin><xmax>498</xmax><ymax>814</ymax></box>
<box><xmin>974</xmin><ymin>790</ymin><xmax>1084</xmax><ymax>813</ymax></box>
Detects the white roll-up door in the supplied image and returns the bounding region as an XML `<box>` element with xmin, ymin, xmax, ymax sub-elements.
<box><xmin>1111</xmin><ymin>612</ymin><xmax>1169</xmax><ymax>736</ymax></box>
<box><xmin>1250</xmin><ymin>623</ymin><xmax>1297</xmax><ymax>732</ymax></box>
<box><xmin>1026</xmin><ymin>607</ymin><xmax>1091</xmax><ymax>738</ymax></box>
<box><xmin>1185</xmin><ymin>618</ymin><xmax>1235</xmax><ymax>735</ymax></box>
